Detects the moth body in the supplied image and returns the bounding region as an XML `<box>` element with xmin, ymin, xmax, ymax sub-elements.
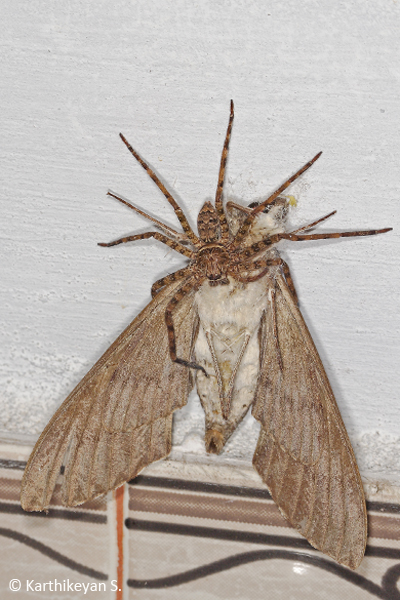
<box><xmin>195</xmin><ymin>273</ymin><xmax>269</xmax><ymax>453</ymax></box>
<box><xmin>194</xmin><ymin>202</ymin><xmax>287</xmax><ymax>453</ymax></box>
<box><xmin>20</xmin><ymin>102</ymin><xmax>392</xmax><ymax>571</ymax></box>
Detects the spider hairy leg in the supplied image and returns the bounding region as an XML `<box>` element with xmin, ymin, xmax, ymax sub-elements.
<box><xmin>230</xmin><ymin>152</ymin><xmax>322</xmax><ymax>250</ymax></box>
<box><xmin>232</xmin><ymin>256</ymin><xmax>299</xmax><ymax>303</ymax></box>
<box><xmin>232</xmin><ymin>225</ymin><xmax>392</xmax><ymax>266</ymax></box>
<box><xmin>252</xmin><ymin>152</ymin><xmax>323</xmax><ymax>215</ymax></box>
<box><xmin>165</xmin><ymin>278</ymin><xmax>208</xmax><ymax>376</ymax></box>
<box><xmin>291</xmin><ymin>210</ymin><xmax>337</xmax><ymax>234</ymax></box>
<box><xmin>214</xmin><ymin>100</ymin><xmax>234</xmax><ymax>242</ymax></box>
<box><xmin>280</xmin><ymin>227</ymin><xmax>392</xmax><ymax>242</ymax></box>
<box><xmin>270</xmin><ymin>286</ymin><xmax>284</xmax><ymax>372</ymax></box>
<box><xmin>107</xmin><ymin>191</ymin><xmax>188</xmax><ymax>243</ymax></box>
<box><xmin>151</xmin><ymin>266</ymin><xmax>192</xmax><ymax>298</ymax></box>
<box><xmin>98</xmin><ymin>231</ymin><xmax>194</xmax><ymax>258</ymax></box>
<box><xmin>119</xmin><ymin>133</ymin><xmax>200</xmax><ymax>246</ymax></box>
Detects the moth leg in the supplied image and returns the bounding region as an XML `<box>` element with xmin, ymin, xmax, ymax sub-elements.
<box><xmin>224</xmin><ymin>332</ymin><xmax>251</xmax><ymax>419</ymax></box>
<box><xmin>270</xmin><ymin>286</ymin><xmax>283</xmax><ymax>372</ymax></box>
<box><xmin>202</xmin><ymin>329</ymin><xmax>251</xmax><ymax>451</ymax></box>
<box><xmin>205</xmin><ymin>331</ymin><xmax>224</xmax><ymax>400</ymax></box>
<box><xmin>151</xmin><ymin>266</ymin><xmax>192</xmax><ymax>298</ymax></box>
<box><xmin>98</xmin><ymin>231</ymin><xmax>194</xmax><ymax>259</ymax></box>
<box><xmin>204</xmin><ymin>329</ymin><xmax>253</xmax><ymax>424</ymax></box>
<box><xmin>119</xmin><ymin>133</ymin><xmax>200</xmax><ymax>246</ymax></box>
<box><xmin>201</xmin><ymin>331</ymin><xmax>225</xmax><ymax>453</ymax></box>
<box><xmin>165</xmin><ymin>277</ymin><xmax>207</xmax><ymax>376</ymax></box>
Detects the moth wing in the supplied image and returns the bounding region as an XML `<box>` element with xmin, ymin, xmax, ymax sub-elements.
<box><xmin>21</xmin><ymin>278</ymin><xmax>198</xmax><ymax>511</ymax></box>
<box><xmin>252</xmin><ymin>269</ymin><xmax>367</xmax><ymax>569</ymax></box>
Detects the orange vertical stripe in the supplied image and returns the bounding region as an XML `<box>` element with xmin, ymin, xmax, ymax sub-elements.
<box><xmin>115</xmin><ymin>485</ymin><xmax>124</xmax><ymax>600</ymax></box>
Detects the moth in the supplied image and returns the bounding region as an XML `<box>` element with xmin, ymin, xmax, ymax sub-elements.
<box><xmin>21</xmin><ymin>102</ymin><xmax>391</xmax><ymax>570</ymax></box>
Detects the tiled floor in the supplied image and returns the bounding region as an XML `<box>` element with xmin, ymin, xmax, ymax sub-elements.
<box><xmin>1</xmin><ymin>450</ymin><xmax>400</xmax><ymax>599</ymax></box>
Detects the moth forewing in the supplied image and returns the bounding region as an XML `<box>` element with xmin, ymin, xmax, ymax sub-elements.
<box><xmin>21</xmin><ymin>279</ymin><xmax>198</xmax><ymax>511</ymax></box>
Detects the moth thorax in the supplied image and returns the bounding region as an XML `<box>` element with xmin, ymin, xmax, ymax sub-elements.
<box><xmin>249</xmin><ymin>196</ymin><xmax>289</xmax><ymax>224</ymax></box>
<box><xmin>268</xmin><ymin>197</ymin><xmax>289</xmax><ymax>224</ymax></box>
<box><xmin>249</xmin><ymin>197</ymin><xmax>289</xmax><ymax>240</ymax></box>
<box><xmin>197</xmin><ymin>201</ymin><xmax>221</xmax><ymax>242</ymax></box>
<box><xmin>196</xmin><ymin>245</ymin><xmax>230</xmax><ymax>282</ymax></box>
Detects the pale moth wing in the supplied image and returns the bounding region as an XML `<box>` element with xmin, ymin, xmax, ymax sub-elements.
<box><xmin>252</xmin><ymin>266</ymin><xmax>367</xmax><ymax>570</ymax></box>
<box><xmin>21</xmin><ymin>280</ymin><xmax>198</xmax><ymax>511</ymax></box>
<box><xmin>21</xmin><ymin>102</ymin><xmax>390</xmax><ymax>570</ymax></box>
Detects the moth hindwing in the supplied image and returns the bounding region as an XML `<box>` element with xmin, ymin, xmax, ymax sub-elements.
<box><xmin>21</xmin><ymin>102</ymin><xmax>391</xmax><ymax>571</ymax></box>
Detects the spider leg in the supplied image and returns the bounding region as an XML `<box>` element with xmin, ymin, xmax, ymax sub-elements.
<box><xmin>232</xmin><ymin>223</ymin><xmax>392</xmax><ymax>265</ymax></box>
<box><xmin>151</xmin><ymin>266</ymin><xmax>192</xmax><ymax>298</ymax></box>
<box><xmin>229</xmin><ymin>152</ymin><xmax>322</xmax><ymax>250</ymax></box>
<box><xmin>279</xmin><ymin>227</ymin><xmax>392</xmax><ymax>242</ymax></box>
<box><xmin>119</xmin><ymin>133</ymin><xmax>200</xmax><ymax>246</ymax></box>
<box><xmin>225</xmin><ymin>201</ymin><xmax>252</xmax><ymax>215</ymax></box>
<box><xmin>252</xmin><ymin>152</ymin><xmax>322</xmax><ymax>215</ymax></box>
<box><xmin>280</xmin><ymin>259</ymin><xmax>298</xmax><ymax>305</ymax></box>
<box><xmin>240</xmin><ymin>257</ymin><xmax>282</xmax><ymax>269</ymax></box>
<box><xmin>214</xmin><ymin>100</ymin><xmax>234</xmax><ymax>242</ymax></box>
<box><xmin>232</xmin><ymin>256</ymin><xmax>299</xmax><ymax>304</ymax></box>
<box><xmin>165</xmin><ymin>277</ymin><xmax>208</xmax><ymax>376</ymax></box>
<box><xmin>270</xmin><ymin>285</ymin><xmax>283</xmax><ymax>372</ymax></box>
<box><xmin>230</xmin><ymin>256</ymin><xmax>281</xmax><ymax>282</ymax></box>
<box><xmin>226</xmin><ymin>204</ymin><xmax>335</xmax><ymax>241</ymax></box>
<box><xmin>98</xmin><ymin>231</ymin><xmax>194</xmax><ymax>259</ymax></box>
<box><xmin>107</xmin><ymin>191</ymin><xmax>190</xmax><ymax>244</ymax></box>
<box><xmin>290</xmin><ymin>210</ymin><xmax>336</xmax><ymax>234</ymax></box>
<box><xmin>232</xmin><ymin>267</ymin><xmax>271</xmax><ymax>283</ymax></box>
<box><xmin>232</xmin><ymin>236</ymin><xmax>279</xmax><ymax>263</ymax></box>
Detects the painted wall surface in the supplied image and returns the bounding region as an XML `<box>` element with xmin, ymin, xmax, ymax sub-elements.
<box><xmin>1</xmin><ymin>1</ymin><xmax>399</xmax><ymax>482</ymax></box>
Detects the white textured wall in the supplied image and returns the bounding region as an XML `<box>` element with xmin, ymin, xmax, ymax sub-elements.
<box><xmin>1</xmin><ymin>1</ymin><xmax>399</xmax><ymax>482</ymax></box>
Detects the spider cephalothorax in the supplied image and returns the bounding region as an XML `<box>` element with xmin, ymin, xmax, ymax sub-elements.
<box><xmin>195</xmin><ymin>245</ymin><xmax>230</xmax><ymax>284</ymax></box>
